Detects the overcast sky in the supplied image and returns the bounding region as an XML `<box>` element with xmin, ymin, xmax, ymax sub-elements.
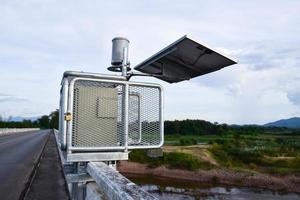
<box><xmin>0</xmin><ymin>0</ymin><xmax>299</xmax><ymax>124</ymax></box>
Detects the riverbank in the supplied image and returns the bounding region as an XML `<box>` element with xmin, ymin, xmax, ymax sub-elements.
<box><xmin>118</xmin><ymin>161</ymin><xmax>300</xmax><ymax>193</ymax></box>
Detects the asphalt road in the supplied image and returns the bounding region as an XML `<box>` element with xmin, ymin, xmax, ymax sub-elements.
<box><xmin>25</xmin><ymin>131</ymin><xmax>70</xmax><ymax>200</ymax></box>
<box><xmin>0</xmin><ymin>130</ymin><xmax>50</xmax><ymax>200</ymax></box>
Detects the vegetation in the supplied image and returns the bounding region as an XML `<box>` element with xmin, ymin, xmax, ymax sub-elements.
<box><xmin>130</xmin><ymin>119</ymin><xmax>300</xmax><ymax>175</ymax></box>
<box><xmin>179</xmin><ymin>138</ymin><xmax>197</xmax><ymax>146</ymax></box>
<box><xmin>164</xmin><ymin>119</ymin><xmax>296</xmax><ymax>136</ymax></box>
<box><xmin>0</xmin><ymin>119</ymin><xmax>39</xmax><ymax>128</ymax></box>
<box><xmin>207</xmin><ymin>134</ymin><xmax>300</xmax><ymax>174</ymax></box>
<box><xmin>2</xmin><ymin>113</ymin><xmax>300</xmax><ymax>175</ymax></box>
<box><xmin>164</xmin><ymin>119</ymin><xmax>229</xmax><ymax>135</ymax></box>
<box><xmin>0</xmin><ymin>110</ymin><xmax>59</xmax><ymax>129</ymax></box>
<box><xmin>129</xmin><ymin>149</ymin><xmax>212</xmax><ymax>170</ymax></box>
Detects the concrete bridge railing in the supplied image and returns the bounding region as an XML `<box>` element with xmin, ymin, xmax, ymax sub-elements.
<box><xmin>86</xmin><ymin>162</ymin><xmax>158</xmax><ymax>200</ymax></box>
<box><xmin>0</xmin><ymin>128</ymin><xmax>40</xmax><ymax>134</ymax></box>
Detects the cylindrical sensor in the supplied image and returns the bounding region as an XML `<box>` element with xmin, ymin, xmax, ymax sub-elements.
<box><xmin>111</xmin><ymin>37</ymin><xmax>129</xmax><ymax>66</ymax></box>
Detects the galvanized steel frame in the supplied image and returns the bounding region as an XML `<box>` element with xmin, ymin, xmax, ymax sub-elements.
<box><xmin>60</xmin><ymin>76</ymin><xmax>164</xmax><ymax>153</ymax></box>
<box><xmin>127</xmin><ymin>92</ymin><xmax>142</xmax><ymax>144</ymax></box>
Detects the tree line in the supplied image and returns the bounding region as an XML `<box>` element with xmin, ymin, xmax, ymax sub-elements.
<box><xmin>0</xmin><ymin>110</ymin><xmax>59</xmax><ymax>129</ymax></box>
<box><xmin>164</xmin><ymin>119</ymin><xmax>229</xmax><ymax>135</ymax></box>
<box><xmin>0</xmin><ymin>111</ymin><xmax>297</xmax><ymax>135</ymax></box>
<box><xmin>164</xmin><ymin>119</ymin><xmax>293</xmax><ymax>135</ymax></box>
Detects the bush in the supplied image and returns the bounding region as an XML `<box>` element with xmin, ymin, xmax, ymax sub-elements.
<box><xmin>209</xmin><ymin>143</ymin><xmax>230</xmax><ymax>165</ymax></box>
<box><xmin>228</xmin><ymin>148</ymin><xmax>263</xmax><ymax>164</ymax></box>
<box><xmin>164</xmin><ymin>152</ymin><xmax>203</xmax><ymax>170</ymax></box>
<box><xmin>129</xmin><ymin>150</ymin><xmax>163</xmax><ymax>167</ymax></box>
<box><xmin>129</xmin><ymin>150</ymin><xmax>211</xmax><ymax>170</ymax></box>
<box><xmin>249</xmin><ymin>163</ymin><xmax>257</xmax><ymax>170</ymax></box>
<box><xmin>129</xmin><ymin>149</ymin><xmax>149</xmax><ymax>163</ymax></box>
<box><xmin>179</xmin><ymin>138</ymin><xmax>197</xmax><ymax>146</ymax></box>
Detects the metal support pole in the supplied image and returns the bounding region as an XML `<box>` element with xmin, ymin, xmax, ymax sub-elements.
<box><xmin>124</xmin><ymin>83</ymin><xmax>129</xmax><ymax>152</ymax></box>
<box><xmin>121</xmin><ymin>44</ymin><xmax>129</xmax><ymax>152</ymax></box>
<box><xmin>82</xmin><ymin>162</ymin><xmax>87</xmax><ymax>199</ymax></box>
<box><xmin>122</xmin><ymin>47</ymin><xmax>128</xmax><ymax>77</ymax></box>
<box><xmin>60</xmin><ymin>78</ymin><xmax>69</xmax><ymax>150</ymax></box>
<box><xmin>66</xmin><ymin>78</ymin><xmax>74</xmax><ymax>154</ymax></box>
<box><xmin>72</xmin><ymin>162</ymin><xmax>79</xmax><ymax>200</ymax></box>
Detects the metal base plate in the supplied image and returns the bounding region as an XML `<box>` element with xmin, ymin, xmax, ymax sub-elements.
<box><xmin>63</xmin><ymin>151</ymin><xmax>129</xmax><ymax>162</ymax></box>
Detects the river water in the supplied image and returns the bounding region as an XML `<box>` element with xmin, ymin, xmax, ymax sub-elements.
<box><xmin>127</xmin><ymin>176</ymin><xmax>300</xmax><ymax>200</ymax></box>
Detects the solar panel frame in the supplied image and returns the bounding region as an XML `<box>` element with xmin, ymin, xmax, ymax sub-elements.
<box><xmin>134</xmin><ymin>35</ymin><xmax>238</xmax><ymax>83</ymax></box>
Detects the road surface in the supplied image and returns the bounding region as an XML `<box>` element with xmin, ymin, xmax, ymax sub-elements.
<box><xmin>25</xmin><ymin>131</ymin><xmax>70</xmax><ymax>200</ymax></box>
<box><xmin>0</xmin><ymin>130</ymin><xmax>50</xmax><ymax>200</ymax></box>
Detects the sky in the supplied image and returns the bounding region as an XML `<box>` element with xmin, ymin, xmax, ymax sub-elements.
<box><xmin>0</xmin><ymin>0</ymin><xmax>299</xmax><ymax>124</ymax></box>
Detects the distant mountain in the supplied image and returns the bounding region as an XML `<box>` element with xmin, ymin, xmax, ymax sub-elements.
<box><xmin>264</xmin><ymin>117</ymin><xmax>300</xmax><ymax>128</ymax></box>
<box><xmin>4</xmin><ymin>116</ymin><xmax>39</xmax><ymax>122</ymax></box>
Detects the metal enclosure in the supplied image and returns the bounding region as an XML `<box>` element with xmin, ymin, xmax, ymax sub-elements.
<box><xmin>59</xmin><ymin>71</ymin><xmax>163</xmax><ymax>154</ymax></box>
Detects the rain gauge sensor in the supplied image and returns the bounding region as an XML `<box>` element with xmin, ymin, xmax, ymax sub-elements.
<box><xmin>58</xmin><ymin>35</ymin><xmax>237</xmax><ymax>162</ymax></box>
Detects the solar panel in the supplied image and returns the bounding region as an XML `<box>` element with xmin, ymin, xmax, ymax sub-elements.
<box><xmin>134</xmin><ymin>35</ymin><xmax>237</xmax><ymax>83</ymax></box>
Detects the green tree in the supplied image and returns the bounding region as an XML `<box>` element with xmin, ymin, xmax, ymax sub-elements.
<box><xmin>49</xmin><ymin>110</ymin><xmax>59</xmax><ymax>129</ymax></box>
<box><xmin>38</xmin><ymin>115</ymin><xmax>50</xmax><ymax>129</ymax></box>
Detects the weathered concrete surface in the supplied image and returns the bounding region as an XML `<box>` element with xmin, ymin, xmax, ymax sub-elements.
<box><xmin>25</xmin><ymin>131</ymin><xmax>70</xmax><ymax>200</ymax></box>
<box><xmin>0</xmin><ymin>130</ymin><xmax>49</xmax><ymax>200</ymax></box>
<box><xmin>86</xmin><ymin>183</ymin><xmax>106</xmax><ymax>200</ymax></box>
<box><xmin>87</xmin><ymin>162</ymin><xmax>158</xmax><ymax>200</ymax></box>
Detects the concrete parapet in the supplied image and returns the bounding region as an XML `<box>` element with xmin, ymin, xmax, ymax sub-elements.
<box><xmin>86</xmin><ymin>183</ymin><xmax>106</xmax><ymax>200</ymax></box>
<box><xmin>0</xmin><ymin>128</ymin><xmax>40</xmax><ymax>134</ymax></box>
<box><xmin>87</xmin><ymin>162</ymin><xmax>158</xmax><ymax>200</ymax></box>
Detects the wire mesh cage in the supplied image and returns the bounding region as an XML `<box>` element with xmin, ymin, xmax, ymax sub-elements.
<box><xmin>72</xmin><ymin>80</ymin><xmax>125</xmax><ymax>148</ymax></box>
<box><xmin>60</xmin><ymin>76</ymin><xmax>163</xmax><ymax>152</ymax></box>
<box><xmin>128</xmin><ymin>85</ymin><xmax>162</xmax><ymax>147</ymax></box>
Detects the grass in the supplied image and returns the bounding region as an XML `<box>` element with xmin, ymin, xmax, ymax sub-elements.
<box><xmin>208</xmin><ymin>139</ymin><xmax>300</xmax><ymax>175</ymax></box>
<box><xmin>127</xmin><ymin>132</ymin><xmax>300</xmax><ymax>174</ymax></box>
<box><xmin>129</xmin><ymin>149</ymin><xmax>213</xmax><ymax>171</ymax></box>
<box><xmin>165</xmin><ymin>134</ymin><xmax>220</xmax><ymax>145</ymax></box>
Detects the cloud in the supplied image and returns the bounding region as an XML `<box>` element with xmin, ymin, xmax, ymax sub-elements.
<box><xmin>0</xmin><ymin>96</ymin><xmax>29</xmax><ymax>103</ymax></box>
<box><xmin>287</xmin><ymin>92</ymin><xmax>300</xmax><ymax>106</ymax></box>
<box><xmin>0</xmin><ymin>1</ymin><xmax>300</xmax><ymax>123</ymax></box>
<box><xmin>0</xmin><ymin>93</ymin><xmax>29</xmax><ymax>103</ymax></box>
